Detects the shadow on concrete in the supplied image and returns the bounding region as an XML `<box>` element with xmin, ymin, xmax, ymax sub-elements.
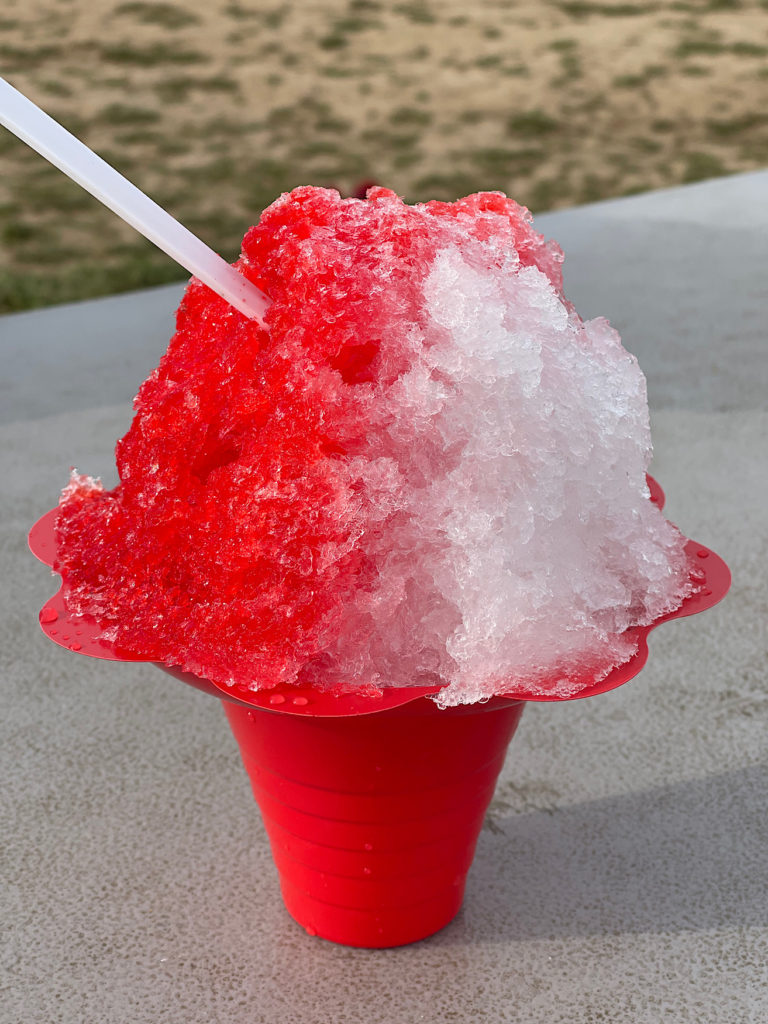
<box><xmin>444</xmin><ymin>761</ymin><xmax>767</xmax><ymax>943</ymax></box>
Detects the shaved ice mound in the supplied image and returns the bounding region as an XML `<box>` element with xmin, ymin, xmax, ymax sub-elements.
<box><xmin>55</xmin><ymin>186</ymin><xmax>695</xmax><ymax>705</ymax></box>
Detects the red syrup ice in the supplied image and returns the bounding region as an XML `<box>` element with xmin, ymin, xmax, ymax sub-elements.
<box><xmin>51</xmin><ymin>187</ymin><xmax>711</xmax><ymax>705</ymax></box>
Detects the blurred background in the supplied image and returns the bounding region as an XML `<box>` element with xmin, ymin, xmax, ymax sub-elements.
<box><xmin>1</xmin><ymin>0</ymin><xmax>767</xmax><ymax>313</ymax></box>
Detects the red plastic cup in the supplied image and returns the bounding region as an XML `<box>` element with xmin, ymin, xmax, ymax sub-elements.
<box><xmin>224</xmin><ymin>696</ymin><xmax>524</xmax><ymax>948</ymax></box>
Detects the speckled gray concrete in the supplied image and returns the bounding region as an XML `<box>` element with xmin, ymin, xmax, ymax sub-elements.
<box><xmin>2</xmin><ymin>173</ymin><xmax>766</xmax><ymax>1024</ymax></box>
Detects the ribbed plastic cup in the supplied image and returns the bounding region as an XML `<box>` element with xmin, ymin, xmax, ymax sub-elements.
<box><xmin>224</xmin><ymin>695</ymin><xmax>524</xmax><ymax>948</ymax></box>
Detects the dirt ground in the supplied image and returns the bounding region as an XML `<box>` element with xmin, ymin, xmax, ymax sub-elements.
<box><xmin>1</xmin><ymin>0</ymin><xmax>767</xmax><ymax>311</ymax></box>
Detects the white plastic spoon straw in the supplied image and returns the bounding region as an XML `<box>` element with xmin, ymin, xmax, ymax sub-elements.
<box><xmin>0</xmin><ymin>77</ymin><xmax>271</xmax><ymax>325</ymax></box>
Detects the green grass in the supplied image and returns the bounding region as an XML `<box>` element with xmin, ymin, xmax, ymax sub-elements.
<box><xmin>706</xmin><ymin>113</ymin><xmax>768</xmax><ymax>137</ymax></box>
<box><xmin>264</xmin><ymin>100</ymin><xmax>350</xmax><ymax>137</ymax></box>
<box><xmin>457</xmin><ymin>109</ymin><xmax>486</xmax><ymax>125</ymax></box>
<box><xmin>475</xmin><ymin>54</ymin><xmax>503</xmax><ymax>68</ymax></box>
<box><xmin>579</xmin><ymin>172</ymin><xmax>619</xmax><ymax>204</ymax></box>
<box><xmin>183</xmin><ymin>157</ymin><xmax>239</xmax><ymax>185</ymax></box>
<box><xmin>739</xmin><ymin>136</ymin><xmax>768</xmax><ymax>161</ymax></box>
<box><xmin>630</xmin><ymin>136</ymin><xmax>663</xmax><ymax>153</ymax></box>
<box><xmin>508</xmin><ymin>110</ymin><xmax>560</xmax><ymax>136</ymax></box>
<box><xmin>388</xmin><ymin>106</ymin><xmax>433</xmax><ymax>126</ymax></box>
<box><xmin>98</xmin><ymin>103</ymin><xmax>161</xmax><ymax>126</ymax></box>
<box><xmin>113</xmin><ymin>129</ymin><xmax>164</xmax><ymax>146</ymax></box>
<box><xmin>323</xmin><ymin>66</ymin><xmax>359</xmax><ymax>78</ymax></box>
<box><xmin>730</xmin><ymin>41</ymin><xmax>768</xmax><ymax>57</ymax></box>
<box><xmin>114</xmin><ymin>2</ymin><xmax>200</xmax><ymax>29</ymax></box>
<box><xmin>318</xmin><ymin>33</ymin><xmax>349</xmax><ymax>49</ymax></box>
<box><xmin>674</xmin><ymin>36</ymin><xmax>726</xmax><ymax>58</ymax></box>
<box><xmin>549</xmin><ymin>38</ymin><xmax>578</xmax><ymax>51</ymax></box>
<box><xmin>333</xmin><ymin>16</ymin><xmax>381</xmax><ymax>32</ymax></box>
<box><xmin>551</xmin><ymin>41</ymin><xmax>583</xmax><ymax>84</ymax></box>
<box><xmin>292</xmin><ymin>140</ymin><xmax>346</xmax><ymax>159</ymax></box>
<box><xmin>39</xmin><ymin>80</ymin><xmax>73</xmax><ymax>98</ymax></box>
<box><xmin>613</xmin><ymin>65</ymin><xmax>665</xmax><ymax>88</ymax></box>
<box><xmin>100</xmin><ymin>42</ymin><xmax>207</xmax><ymax>66</ymax></box>
<box><xmin>154</xmin><ymin>75</ymin><xmax>239</xmax><ymax>103</ymax></box>
<box><xmin>392</xmin><ymin>149</ymin><xmax>423</xmax><ymax>169</ymax></box>
<box><xmin>682</xmin><ymin>151</ymin><xmax>729</xmax><ymax>182</ymax></box>
<box><xmin>475</xmin><ymin>147</ymin><xmax>544</xmax><ymax>174</ymax></box>
<box><xmin>263</xmin><ymin>5</ymin><xmax>290</xmax><ymax>27</ymax></box>
<box><xmin>0</xmin><ymin>248</ymin><xmax>188</xmax><ymax>315</ymax></box>
<box><xmin>527</xmin><ymin>177</ymin><xmax>572</xmax><ymax>210</ymax></box>
<box><xmin>0</xmin><ymin>44</ymin><xmax>59</xmax><ymax>68</ymax></box>
<box><xmin>675</xmin><ymin>37</ymin><xmax>768</xmax><ymax>59</ymax></box>
<box><xmin>151</xmin><ymin>137</ymin><xmax>191</xmax><ymax>157</ymax></box>
<box><xmin>2</xmin><ymin>221</ymin><xmax>39</xmax><ymax>245</ymax></box>
<box><xmin>237</xmin><ymin>157</ymin><xmax>310</xmax><ymax>216</ymax></box>
<box><xmin>620</xmin><ymin>180</ymin><xmax>656</xmax><ymax>196</ymax></box>
<box><xmin>394</xmin><ymin>3</ymin><xmax>436</xmax><ymax>25</ymax></box>
<box><xmin>360</xmin><ymin>129</ymin><xmax>419</xmax><ymax>151</ymax></box>
<box><xmin>317</xmin><ymin>115</ymin><xmax>352</xmax><ymax>134</ymax></box>
<box><xmin>15</xmin><ymin>243</ymin><xmax>77</xmax><ymax>267</ymax></box>
<box><xmin>412</xmin><ymin>171</ymin><xmax>484</xmax><ymax>200</ymax></box>
<box><xmin>22</xmin><ymin>172</ymin><xmax>93</xmax><ymax>213</ymax></box>
<box><xmin>180</xmin><ymin>115</ymin><xmax>256</xmax><ymax>140</ymax></box>
<box><xmin>557</xmin><ymin>2</ymin><xmax>651</xmax><ymax>16</ymax></box>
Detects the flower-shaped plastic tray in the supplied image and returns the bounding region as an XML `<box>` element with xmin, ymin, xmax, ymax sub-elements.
<box><xmin>30</xmin><ymin>476</ymin><xmax>730</xmax><ymax>717</ymax></box>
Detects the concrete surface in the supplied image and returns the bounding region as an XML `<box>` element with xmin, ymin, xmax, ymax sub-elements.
<box><xmin>2</xmin><ymin>172</ymin><xmax>766</xmax><ymax>1023</ymax></box>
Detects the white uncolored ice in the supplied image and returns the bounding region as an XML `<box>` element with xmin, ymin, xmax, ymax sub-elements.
<box><xmin>308</xmin><ymin>213</ymin><xmax>693</xmax><ymax>704</ymax></box>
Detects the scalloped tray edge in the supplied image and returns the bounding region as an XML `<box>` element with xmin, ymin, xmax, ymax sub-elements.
<box><xmin>29</xmin><ymin>477</ymin><xmax>730</xmax><ymax>717</ymax></box>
